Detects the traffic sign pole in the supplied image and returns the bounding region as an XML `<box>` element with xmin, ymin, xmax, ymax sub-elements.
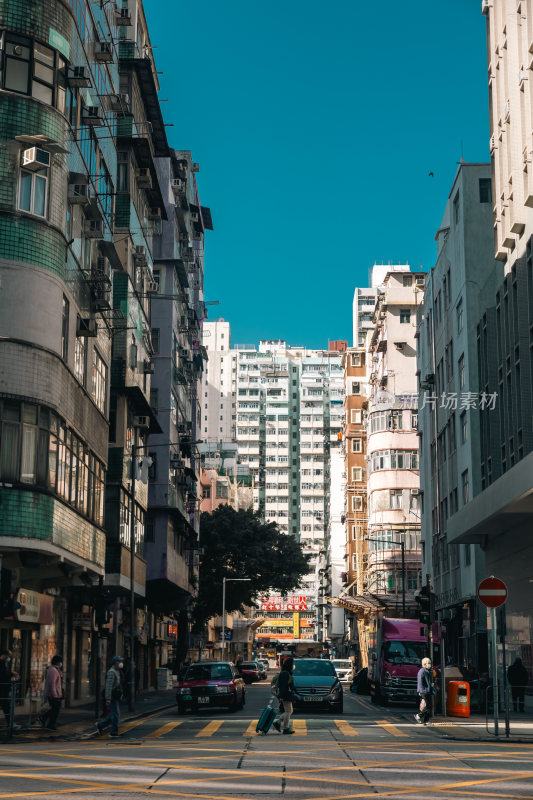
<box><xmin>478</xmin><ymin>577</ymin><xmax>508</xmax><ymax>737</ymax></box>
<box><xmin>490</xmin><ymin>606</ymin><xmax>499</xmax><ymax>736</ymax></box>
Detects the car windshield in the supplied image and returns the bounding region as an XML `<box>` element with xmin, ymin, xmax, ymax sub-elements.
<box><xmin>293</xmin><ymin>660</ymin><xmax>336</xmax><ymax>676</ymax></box>
<box><xmin>332</xmin><ymin>661</ymin><xmax>352</xmax><ymax>669</ymax></box>
<box><xmin>185</xmin><ymin>664</ymin><xmax>232</xmax><ymax>680</ymax></box>
<box><xmin>241</xmin><ymin>662</ymin><xmax>258</xmax><ymax>669</ymax></box>
<box><xmin>383</xmin><ymin>641</ymin><xmax>427</xmax><ymax>665</ymax></box>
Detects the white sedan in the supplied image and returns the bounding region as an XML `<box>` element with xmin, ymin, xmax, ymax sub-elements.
<box><xmin>331</xmin><ymin>659</ymin><xmax>353</xmax><ymax>683</ymax></box>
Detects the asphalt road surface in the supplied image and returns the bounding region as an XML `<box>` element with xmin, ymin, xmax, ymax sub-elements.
<box><xmin>1</xmin><ymin>681</ymin><xmax>532</xmax><ymax>799</ymax></box>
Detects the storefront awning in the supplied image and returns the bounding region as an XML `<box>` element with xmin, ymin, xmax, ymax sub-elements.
<box><xmin>326</xmin><ymin>594</ymin><xmax>385</xmax><ymax>613</ymax></box>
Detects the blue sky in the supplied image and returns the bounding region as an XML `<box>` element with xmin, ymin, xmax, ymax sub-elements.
<box><xmin>144</xmin><ymin>0</ymin><xmax>489</xmax><ymax>348</ymax></box>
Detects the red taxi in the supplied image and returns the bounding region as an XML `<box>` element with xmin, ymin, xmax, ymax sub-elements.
<box><xmin>177</xmin><ymin>662</ymin><xmax>245</xmax><ymax>713</ymax></box>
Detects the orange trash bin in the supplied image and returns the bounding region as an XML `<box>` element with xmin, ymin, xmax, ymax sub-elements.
<box><xmin>446</xmin><ymin>681</ymin><xmax>470</xmax><ymax>718</ymax></box>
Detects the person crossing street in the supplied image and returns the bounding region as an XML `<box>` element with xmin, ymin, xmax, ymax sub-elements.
<box><xmin>414</xmin><ymin>657</ymin><xmax>435</xmax><ymax>726</ymax></box>
<box><xmin>39</xmin><ymin>656</ymin><xmax>63</xmax><ymax>731</ymax></box>
<box><xmin>96</xmin><ymin>656</ymin><xmax>124</xmax><ymax>737</ymax></box>
<box><xmin>273</xmin><ymin>657</ymin><xmax>295</xmax><ymax>735</ymax></box>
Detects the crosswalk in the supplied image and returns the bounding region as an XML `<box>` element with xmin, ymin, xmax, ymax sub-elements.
<box><xmin>100</xmin><ymin>716</ymin><xmax>420</xmax><ymax>740</ymax></box>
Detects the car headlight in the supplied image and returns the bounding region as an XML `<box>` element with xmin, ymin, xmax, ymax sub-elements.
<box><xmin>329</xmin><ymin>684</ymin><xmax>342</xmax><ymax>698</ymax></box>
<box><xmin>383</xmin><ymin>671</ymin><xmax>392</xmax><ymax>685</ymax></box>
<box><xmin>179</xmin><ymin>687</ymin><xmax>190</xmax><ymax>695</ymax></box>
<box><xmin>216</xmin><ymin>686</ymin><xmax>231</xmax><ymax>694</ymax></box>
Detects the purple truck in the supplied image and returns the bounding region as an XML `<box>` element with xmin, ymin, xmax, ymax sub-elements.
<box><xmin>368</xmin><ymin>617</ymin><xmax>440</xmax><ymax>705</ymax></box>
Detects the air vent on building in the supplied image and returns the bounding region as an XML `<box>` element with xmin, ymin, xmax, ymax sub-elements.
<box><xmin>95</xmin><ymin>41</ymin><xmax>113</xmax><ymax>62</ymax></box>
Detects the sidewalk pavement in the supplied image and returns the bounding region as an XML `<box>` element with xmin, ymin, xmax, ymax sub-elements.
<box><xmin>401</xmin><ymin>710</ymin><xmax>533</xmax><ymax>742</ymax></box>
<box><xmin>0</xmin><ymin>689</ymin><xmax>177</xmax><ymax>741</ymax></box>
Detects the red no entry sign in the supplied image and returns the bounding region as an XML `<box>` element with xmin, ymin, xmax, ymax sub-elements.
<box><xmin>478</xmin><ymin>577</ymin><xmax>508</xmax><ymax>608</ymax></box>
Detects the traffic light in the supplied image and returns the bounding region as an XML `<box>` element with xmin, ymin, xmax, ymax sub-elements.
<box><xmin>415</xmin><ymin>585</ymin><xmax>432</xmax><ymax>627</ymax></box>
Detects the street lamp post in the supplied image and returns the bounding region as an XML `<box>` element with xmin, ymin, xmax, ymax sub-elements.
<box><xmin>222</xmin><ymin>578</ymin><xmax>251</xmax><ymax>661</ymax></box>
<box><xmin>365</xmin><ymin>535</ymin><xmax>406</xmax><ymax>618</ymax></box>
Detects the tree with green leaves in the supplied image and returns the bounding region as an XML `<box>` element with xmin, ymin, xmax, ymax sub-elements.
<box><xmin>192</xmin><ymin>505</ymin><xmax>310</xmax><ymax>629</ymax></box>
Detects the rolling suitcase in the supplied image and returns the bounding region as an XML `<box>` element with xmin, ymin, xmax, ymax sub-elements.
<box><xmin>256</xmin><ymin>699</ymin><xmax>277</xmax><ymax>735</ymax></box>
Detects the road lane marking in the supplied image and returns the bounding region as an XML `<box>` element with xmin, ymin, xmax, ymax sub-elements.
<box><xmin>146</xmin><ymin>720</ymin><xmax>184</xmax><ymax>738</ymax></box>
<box><xmin>375</xmin><ymin>719</ymin><xmax>408</xmax><ymax>737</ymax></box>
<box><xmin>244</xmin><ymin>720</ymin><xmax>260</xmax><ymax>736</ymax></box>
<box><xmin>99</xmin><ymin>717</ymin><xmax>147</xmax><ymax>739</ymax></box>
<box><xmin>196</xmin><ymin>720</ymin><xmax>224</xmax><ymax>737</ymax></box>
<box><xmin>335</xmin><ymin>719</ymin><xmax>358</xmax><ymax>736</ymax></box>
<box><xmin>292</xmin><ymin>719</ymin><xmax>307</xmax><ymax>735</ymax></box>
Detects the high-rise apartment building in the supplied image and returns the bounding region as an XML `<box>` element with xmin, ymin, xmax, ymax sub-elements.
<box><xmin>366</xmin><ymin>269</ymin><xmax>425</xmax><ymax>616</ymax></box>
<box><xmin>229</xmin><ymin>340</ymin><xmax>344</xmax><ymax>644</ymax></box>
<box><xmin>417</xmin><ymin>162</ymin><xmax>501</xmax><ymax>669</ymax></box>
<box><xmin>202</xmin><ymin>320</ymin><xmax>236</xmax><ymax>442</ymax></box>
<box><xmin>447</xmin><ymin>1</ymin><xmax>533</xmax><ymax>674</ymax></box>
<box><xmin>146</xmin><ymin>150</ymin><xmax>210</xmax><ymax>662</ymax></box>
<box><xmin>352</xmin><ymin>266</ymin><xmax>409</xmax><ymax>347</ymax></box>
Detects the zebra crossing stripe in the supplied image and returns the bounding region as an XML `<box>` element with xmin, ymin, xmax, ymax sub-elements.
<box><xmin>146</xmin><ymin>720</ymin><xmax>183</xmax><ymax>738</ymax></box>
<box><xmin>292</xmin><ymin>719</ymin><xmax>307</xmax><ymax>735</ymax></box>
<box><xmin>376</xmin><ymin>719</ymin><xmax>407</xmax><ymax>737</ymax></box>
<box><xmin>196</xmin><ymin>720</ymin><xmax>224</xmax><ymax>737</ymax></box>
<box><xmin>244</xmin><ymin>720</ymin><xmax>260</xmax><ymax>736</ymax></box>
<box><xmin>334</xmin><ymin>719</ymin><xmax>359</xmax><ymax>736</ymax></box>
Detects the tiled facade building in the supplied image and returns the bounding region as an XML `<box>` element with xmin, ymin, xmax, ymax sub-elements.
<box><xmin>0</xmin><ymin>0</ymin><xmax>209</xmax><ymax>703</ymax></box>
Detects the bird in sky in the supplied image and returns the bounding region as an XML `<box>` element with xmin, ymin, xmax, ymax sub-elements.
<box><xmin>428</xmin><ymin>172</ymin><xmax>434</xmax><ymax>177</ymax></box>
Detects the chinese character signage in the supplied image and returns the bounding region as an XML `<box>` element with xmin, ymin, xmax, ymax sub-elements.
<box><xmin>260</xmin><ymin>595</ymin><xmax>308</xmax><ymax>611</ymax></box>
<box><xmin>293</xmin><ymin>612</ymin><xmax>299</xmax><ymax>638</ymax></box>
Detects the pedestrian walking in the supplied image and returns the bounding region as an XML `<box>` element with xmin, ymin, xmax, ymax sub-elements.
<box><xmin>0</xmin><ymin>650</ymin><xmax>20</xmax><ymax>731</ymax></box>
<box><xmin>96</xmin><ymin>656</ymin><xmax>124</xmax><ymax>737</ymax></box>
<box><xmin>414</xmin><ymin>657</ymin><xmax>435</xmax><ymax>726</ymax></box>
<box><xmin>39</xmin><ymin>656</ymin><xmax>63</xmax><ymax>730</ymax></box>
<box><xmin>273</xmin><ymin>656</ymin><xmax>295</xmax><ymax>734</ymax></box>
<box><xmin>507</xmin><ymin>657</ymin><xmax>529</xmax><ymax>712</ymax></box>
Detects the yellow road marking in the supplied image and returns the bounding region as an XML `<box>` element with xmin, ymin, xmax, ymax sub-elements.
<box><xmin>335</xmin><ymin>719</ymin><xmax>358</xmax><ymax>736</ymax></box>
<box><xmin>292</xmin><ymin>718</ymin><xmax>307</xmax><ymax>735</ymax></box>
<box><xmin>196</xmin><ymin>720</ymin><xmax>224</xmax><ymax>737</ymax></box>
<box><xmin>100</xmin><ymin>716</ymin><xmax>147</xmax><ymax>739</ymax></box>
<box><xmin>244</xmin><ymin>719</ymin><xmax>260</xmax><ymax>736</ymax></box>
<box><xmin>146</xmin><ymin>720</ymin><xmax>184</xmax><ymax>738</ymax></box>
<box><xmin>376</xmin><ymin>718</ymin><xmax>407</xmax><ymax>737</ymax></box>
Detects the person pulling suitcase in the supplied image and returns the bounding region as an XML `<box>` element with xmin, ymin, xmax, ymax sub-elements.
<box><xmin>273</xmin><ymin>657</ymin><xmax>295</xmax><ymax>734</ymax></box>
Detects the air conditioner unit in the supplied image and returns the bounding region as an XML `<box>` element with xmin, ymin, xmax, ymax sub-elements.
<box><xmin>95</xmin><ymin>41</ymin><xmax>113</xmax><ymax>62</ymax></box>
<box><xmin>115</xmin><ymin>7</ymin><xmax>132</xmax><ymax>25</ymax></box>
<box><xmin>76</xmin><ymin>316</ymin><xmax>97</xmax><ymax>337</ymax></box>
<box><xmin>148</xmin><ymin>207</ymin><xmax>161</xmax><ymax>220</ymax></box>
<box><xmin>410</xmin><ymin>488</ymin><xmax>420</xmax><ymax>495</ymax></box>
<box><xmin>83</xmin><ymin>106</ymin><xmax>103</xmax><ymax>125</ymax></box>
<box><xmin>68</xmin><ymin>183</ymin><xmax>89</xmax><ymax>204</ymax></box>
<box><xmin>192</xmin><ymin>162</ymin><xmax>200</xmax><ymax>172</ymax></box>
<box><xmin>181</xmin><ymin>247</ymin><xmax>194</xmax><ymax>262</ymax></box>
<box><xmin>143</xmin><ymin>359</ymin><xmax>155</xmax><ymax>374</ymax></box>
<box><xmin>83</xmin><ymin>219</ymin><xmax>104</xmax><ymax>238</ymax></box>
<box><xmin>170</xmin><ymin>454</ymin><xmax>184</xmax><ymax>468</ymax></box>
<box><xmin>190</xmin><ymin>211</ymin><xmax>199</xmax><ymax>222</ymax></box>
<box><xmin>96</xmin><ymin>256</ymin><xmax>109</xmax><ymax>276</ymax></box>
<box><xmin>171</xmin><ymin>178</ymin><xmax>185</xmax><ymax>194</ymax></box>
<box><xmin>146</xmin><ymin>280</ymin><xmax>159</xmax><ymax>293</ymax></box>
<box><xmin>136</xmin><ymin>168</ymin><xmax>152</xmax><ymax>189</ymax></box>
<box><xmin>133</xmin><ymin>245</ymin><xmax>148</xmax><ymax>266</ymax></box>
<box><xmin>22</xmin><ymin>147</ymin><xmax>50</xmax><ymax>171</ymax></box>
<box><xmin>68</xmin><ymin>66</ymin><xmax>91</xmax><ymax>88</ymax></box>
<box><xmin>133</xmin><ymin>415</ymin><xmax>150</xmax><ymax>428</ymax></box>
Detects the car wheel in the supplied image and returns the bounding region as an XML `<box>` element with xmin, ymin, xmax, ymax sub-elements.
<box><xmin>333</xmin><ymin>701</ymin><xmax>343</xmax><ymax>714</ymax></box>
<box><xmin>229</xmin><ymin>693</ymin><xmax>239</xmax><ymax>712</ymax></box>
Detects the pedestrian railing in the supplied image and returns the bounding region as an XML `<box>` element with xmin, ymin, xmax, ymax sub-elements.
<box><xmin>485</xmin><ymin>685</ymin><xmax>533</xmax><ymax>737</ymax></box>
<box><xmin>0</xmin><ymin>683</ymin><xmax>49</xmax><ymax>738</ymax></box>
